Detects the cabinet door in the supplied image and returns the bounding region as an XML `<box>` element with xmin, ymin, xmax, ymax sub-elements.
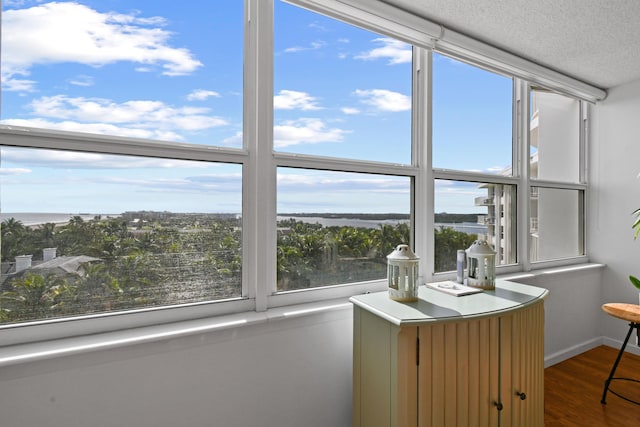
<box><xmin>500</xmin><ymin>301</ymin><xmax>545</xmax><ymax>427</ymax></box>
<box><xmin>418</xmin><ymin>317</ymin><xmax>500</xmax><ymax>427</ymax></box>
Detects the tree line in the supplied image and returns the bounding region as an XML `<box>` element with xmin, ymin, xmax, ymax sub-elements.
<box><xmin>1</xmin><ymin>214</ymin><xmax>475</xmax><ymax>323</ymax></box>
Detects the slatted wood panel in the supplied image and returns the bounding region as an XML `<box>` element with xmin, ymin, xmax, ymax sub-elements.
<box><xmin>504</xmin><ymin>300</ymin><xmax>545</xmax><ymax>426</ymax></box>
<box><xmin>418</xmin><ymin>316</ymin><xmax>500</xmax><ymax>427</ymax></box>
<box><xmin>418</xmin><ymin>301</ymin><xmax>545</xmax><ymax>427</ymax></box>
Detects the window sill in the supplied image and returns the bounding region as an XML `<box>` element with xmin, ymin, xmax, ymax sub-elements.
<box><xmin>0</xmin><ymin>262</ymin><xmax>605</xmax><ymax>369</ymax></box>
<box><xmin>500</xmin><ymin>261</ymin><xmax>605</xmax><ymax>282</ymax></box>
<box><xmin>0</xmin><ymin>298</ymin><xmax>353</xmax><ymax>369</ymax></box>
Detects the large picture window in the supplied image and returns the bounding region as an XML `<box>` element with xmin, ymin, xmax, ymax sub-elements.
<box><xmin>0</xmin><ymin>146</ymin><xmax>242</xmax><ymax>323</ymax></box>
<box><xmin>1</xmin><ymin>0</ymin><xmax>245</xmax><ymax>325</ymax></box>
<box><xmin>0</xmin><ymin>0</ymin><xmax>589</xmax><ymax>334</ymax></box>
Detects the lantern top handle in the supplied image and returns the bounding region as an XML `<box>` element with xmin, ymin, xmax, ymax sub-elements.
<box><xmin>466</xmin><ymin>240</ymin><xmax>496</xmax><ymax>256</ymax></box>
<box><xmin>387</xmin><ymin>244</ymin><xmax>420</xmax><ymax>261</ymax></box>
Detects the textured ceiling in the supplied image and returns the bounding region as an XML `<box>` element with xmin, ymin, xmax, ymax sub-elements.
<box><xmin>381</xmin><ymin>0</ymin><xmax>640</xmax><ymax>90</ymax></box>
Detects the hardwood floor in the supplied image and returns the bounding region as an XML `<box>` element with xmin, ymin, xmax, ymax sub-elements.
<box><xmin>545</xmin><ymin>345</ymin><xmax>640</xmax><ymax>426</ymax></box>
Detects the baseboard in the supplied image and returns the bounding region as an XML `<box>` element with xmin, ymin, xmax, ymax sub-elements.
<box><xmin>544</xmin><ymin>337</ymin><xmax>604</xmax><ymax>368</ymax></box>
<box><xmin>602</xmin><ymin>335</ymin><xmax>640</xmax><ymax>357</ymax></box>
<box><xmin>545</xmin><ymin>336</ymin><xmax>640</xmax><ymax>368</ymax></box>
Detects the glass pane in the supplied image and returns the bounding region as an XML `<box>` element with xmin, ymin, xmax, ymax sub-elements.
<box><xmin>530</xmin><ymin>89</ymin><xmax>580</xmax><ymax>182</ymax></box>
<box><xmin>274</xmin><ymin>1</ymin><xmax>412</xmax><ymax>163</ymax></box>
<box><xmin>277</xmin><ymin>168</ymin><xmax>411</xmax><ymax>291</ymax></box>
<box><xmin>1</xmin><ymin>1</ymin><xmax>243</xmax><ymax>148</ymax></box>
<box><xmin>434</xmin><ymin>180</ymin><xmax>516</xmax><ymax>272</ymax></box>
<box><xmin>432</xmin><ymin>53</ymin><xmax>513</xmax><ymax>174</ymax></box>
<box><xmin>0</xmin><ymin>146</ymin><xmax>242</xmax><ymax>324</ymax></box>
<box><xmin>530</xmin><ymin>187</ymin><xmax>583</xmax><ymax>261</ymax></box>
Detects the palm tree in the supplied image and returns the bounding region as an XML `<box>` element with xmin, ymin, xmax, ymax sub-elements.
<box><xmin>0</xmin><ymin>273</ymin><xmax>74</xmax><ymax>321</ymax></box>
<box><xmin>1</xmin><ymin>218</ymin><xmax>25</xmax><ymax>261</ymax></box>
<box><xmin>39</xmin><ymin>222</ymin><xmax>57</xmax><ymax>249</ymax></box>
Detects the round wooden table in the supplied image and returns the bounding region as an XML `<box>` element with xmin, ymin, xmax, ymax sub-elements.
<box><xmin>601</xmin><ymin>303</ymin><xmax>640</xmax><ymax>405</ymax></box>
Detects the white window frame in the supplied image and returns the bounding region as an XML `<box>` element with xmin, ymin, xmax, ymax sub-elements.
<box><xmin>0</xmin><ymin>0</ymin><xmax>593</xmax><ymax>347</ymax></box>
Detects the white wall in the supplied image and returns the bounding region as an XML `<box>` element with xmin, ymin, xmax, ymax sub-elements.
<box><xmin>589</xmin><ymin>78</ymin><xmax>640</xmax><ymax>343</ymax></box>
<box><xmin>506</xmin><ymin>267</ymin><xmax>604</xmax><ymax>367</ymax></box>
<box><xmin>0</xmin><ymin>309</ymin><xmax>354</xmax><ymax>427</ymax></box>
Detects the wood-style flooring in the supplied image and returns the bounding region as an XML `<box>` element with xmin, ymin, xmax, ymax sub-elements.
<box><xmin>545</xmin><ymin>345</ymin><xmax>640</xmax><ymax>426</ymax></box>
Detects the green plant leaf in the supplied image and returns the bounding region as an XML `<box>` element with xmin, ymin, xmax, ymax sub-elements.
<box><xmin>629</xmin><ymin>275</ymin><xmax>640</xmax><ymax>291</ymax></box>
<box><xmin>633</xmin><ymin>208</ymin><xmax>640</xmax><ymax>239</ymax></box>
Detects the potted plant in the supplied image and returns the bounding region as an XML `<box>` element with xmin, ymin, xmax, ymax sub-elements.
<box><xmin>629</xmin><ymin>208</ymin><xmax>640</xmax><ymax>301</ymax></box>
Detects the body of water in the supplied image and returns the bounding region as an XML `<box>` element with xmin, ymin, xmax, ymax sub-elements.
<box><xmin>278</xmin><ymin>216</ymin><xmax>486</xmax><ymax>235</ymax></box>
<box><xmin>0</xmin><ymin>213</ymin><xmax>118</xmax><ymax>227</ymax></box>
<box><xmin>277</xmin><ymin>216</ymin><xmax>408</xmax><ymax>229</ymax></box>
<box><xmin>2</xmin><ymin>213</ymin><xmax>487</xmax><ymax>236</ymax></box>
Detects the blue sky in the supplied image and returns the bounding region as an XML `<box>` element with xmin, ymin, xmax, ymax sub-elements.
<box><xmin>1</xmin><ymin>0</ymin><xmax>512</xmax><ymax>216</ymax></box>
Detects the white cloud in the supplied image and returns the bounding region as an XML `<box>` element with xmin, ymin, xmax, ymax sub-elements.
<box><xmin>341</xmin><ymin>107</ymin><xmax>360</xmax><ymax>115</ymax></box>
<box><xmin>355</xmin><ymin>37</ymin><xmax>411</xmax><ymax>65</ymax></box>
<box><xmin>284</xmin><ymin>40</ymin><xmax>326</xmax><ymax>53</ymax></box>
<box><xmin>2</xmin><ymin>2</ymin><xmax>202</xmax><ymax>91</ymax></box>
<box><xmin>0</xmin><ymin>167</ymin><xmax>31</xmax><ymax>176</ymax></box>
<box><xmin>274</xmin><ymin>90</ymin><xmax>322</xmax><ymax>111</ymax></box>
<box><xmin>1</xmin><ymin>118</ymin><xmax>184</xmax><ymax>142</ymax></box>
<box><xmin>68</xmin><ymin>75</ymin><xmax>94</xmax><ymax>87</ymax></box>
<box><xmin>187</xmin><ymin>89</ymin><xmax>221</xmax><ymax>101</ymax></box>
<box><xmin>1</xmin><ymin>146</ymin><xmax>207</xmax><ymax>170</ymax></box>
<box><xmin>1</xmin><ymin>94</ymin><xmax>229</xmax><ymax>141</ymax></box>
<box><xmin>222</xmin><ymin>131</ymin><xmax>243</xmax><ymax>147</ymax></box>
<box><xmin>353</xmin><ymin>89</ymin><xmax>410</xmax><ymax>112</ymax></box>
<box><xmin>274</xmin><ymin>118</ymin><xmax>348</xmax><ymax>148</ymax></box>
<box><xmin>30</xmin><ymin>95</ymin><xmax>226</xmax><ymax>128</ymax></box>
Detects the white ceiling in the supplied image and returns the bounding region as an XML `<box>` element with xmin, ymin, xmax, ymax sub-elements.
<box><xmin>381</xmin><ymin>0</ymin><xmax>640</xmax><ymax>90</ymax></box>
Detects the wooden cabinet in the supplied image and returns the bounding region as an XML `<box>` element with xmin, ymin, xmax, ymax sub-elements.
<box><xmin>351</xmin><ymin>280</ymin><xmax>548</xmax><ymax>427</ymax></box>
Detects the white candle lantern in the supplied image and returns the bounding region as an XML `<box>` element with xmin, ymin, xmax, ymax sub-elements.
<box><xmin>465</xmin><ymin>240</ymin><xmax>496</xmax><ymax>290</ymax></box>
<box><xmin>387</xmin><ymin>244</ymin><xmax>420</xmax><ymax>302</ymax></box>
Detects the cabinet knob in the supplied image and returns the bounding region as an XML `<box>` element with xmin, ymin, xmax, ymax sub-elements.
<box><xmin>516</xmin><ymin>391</ymin><xmax>527</xmax><ymax>400</ymax></box>
<box><xmin>494</xmin><ymin>401</ymin><xmax>503</xmax><ymax>411</ymax></box>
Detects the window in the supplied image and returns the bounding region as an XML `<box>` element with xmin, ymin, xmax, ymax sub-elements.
<box><xmin>273</xmin><ymin>1</ymin><xmax>415</xmax><ymax>293</ymax></box>
<box><xmin>529</xmin><ymin>187</ymin><xmax>584</xmax><ymax>261</ymax></box>
<box><xmin>1</xmin><ymin>0</ymin><xmax>245</xmax><ymax>326</ymax></box>
<box><xmin>277</xmin><ymin>168</ymin><xmax>410</xmax><ymax>291</ymax></box>
<box><xmin>434</xmin><ymin>180</ymin><xmax>516</xmax><ymax>272</ymax></box>
<box><xmin>432</xmin><ymin>53</ymin><xmax>517</xmax><ymax>271</ymax></box>
<box><xmin>0</xmin><ymin>0</ymin><xmax>590</xmax><ymax>336</ymax></box>
<box><xmin>529</xmin><ymin>88</ymin><xmax>585</xmax><ymax>262</ymax></box>
<box><xmin>274</xmin><ymin>1</ymin><xmax>412</xmax><ymax>164</ymax></box>
<box><xmin>432</xmin><ymin>53</ymin><xmax>513</xmax><ymax>174</ymax></box>
<box><xmin>530</xmin><ymin>89</ymin><xmax>581</xmax><ymax>182</ymax></box>
<box><xmin>1</xmin><ymin>146</ymin><xmax>242</xmax><ymax>323</ymax></box>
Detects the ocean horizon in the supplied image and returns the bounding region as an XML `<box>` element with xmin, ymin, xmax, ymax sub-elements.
<box><xmin>0</xmin><ymin>213</ymin><xmax>119</xmax><ymax>226</ymax></box>
<box><xmin>1</xmin><ymin>212</ymin><xmax>486</xmax><ymax>235</ymax></box>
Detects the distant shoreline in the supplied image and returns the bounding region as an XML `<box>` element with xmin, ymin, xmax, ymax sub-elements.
<box><xmin>1</xmin><ymin>212</ymin><xmax>485</xmax><ymax>235</ymax></box>
<box><xmin>0</xmin><ymin>213</ymin><xmax>118</xmax><ymax>227</ymax></box>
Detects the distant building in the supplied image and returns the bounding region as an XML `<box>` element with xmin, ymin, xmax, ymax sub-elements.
<box><xmin>0</xmin><ymin>248</ymin><xmax>101</xmax><ymax>289</ymax></box>
<box><xmin>476</xmin><ymin>90</ymin><xmax>581</xmax><ymax>263</ymax></box>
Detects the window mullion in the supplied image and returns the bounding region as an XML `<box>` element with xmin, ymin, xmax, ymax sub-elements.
<box><xmin>414</xmin><ymin>47</ymin><xmax>433</xmax><ymax>281</ymax></box>
<box><xmin>245</xmin><ymin>0</ymin><xmax>276</xmax><ymax>311</ymax></box>
<box><xmin>516</xmin><ymin>79</ymin><xmax>531</xmax><ymax>270</ymax></box>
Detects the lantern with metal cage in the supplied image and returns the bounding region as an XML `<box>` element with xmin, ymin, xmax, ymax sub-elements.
<box><xmin>465</xmin><ymin>240</ymin><xmax>496</xmax><ymax>289</ymax></box>
<box><xmin>387</xmin><ymin>244</ymin><xmax>420</xmax><ymax>302</ymax></box>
